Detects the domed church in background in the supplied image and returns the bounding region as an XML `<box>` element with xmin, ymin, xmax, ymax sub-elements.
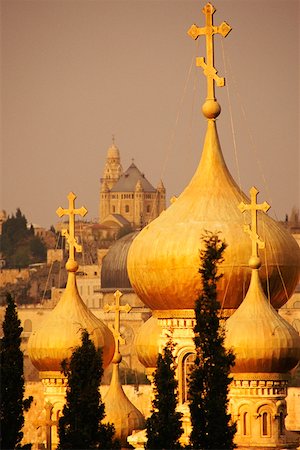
<box><xmin>99</xmin><ymin>139</ymin><xmax>166</xmax><ymax>231</ymax></box>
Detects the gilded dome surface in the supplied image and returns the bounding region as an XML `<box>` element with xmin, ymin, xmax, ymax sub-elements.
<box><xmin>101</xmin><ymin>232</ymin><xmax>139</xmax><ymax>290</ymax></box>
<box><xmin>225</xmin><ymin>269</ymin><xmax>300</xmax><ymax>373</ymax></box>
<box><xmin>127</xmin><ymin>120</ymin><xmax>300</xmax><ymax>311</ymax></box>
<box><xmin>135</xmin><ymin>316</ymin><xmax>161</xmax><ymax>369</ymax></box>
<box><xmin>28</xmin><ymin>272</ymin><xmax>115</xmax><ymax>372</ymax></box>
<box><xmin>103</xmin><ymin>365</ymin><xmax>145</xmax><ymax>444</ymax></box>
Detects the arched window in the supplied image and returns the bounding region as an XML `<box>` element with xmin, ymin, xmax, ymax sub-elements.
<box><xmin>181</xmin><ymin>352</ymin><xmax>195</xmax><ymax>403</ymax></box>
<box><xmin>23</xmin><ymin>319</ymin><xmax>32</xmax><ymax>333</ymax></box>
<box><xmin>262</xmin><ymin>412</ymin><xmax>270</xmax><ymax>436</ymax></box>
<box><xmin>147</xmin><ymin>205</ymin><xmax>151</xmax><ymax>213</ymax></box>
<box><xmin>112</xmin><ymin>205</ymin><xmax>116</xmax><ymax>213</ymax></box>
<box><xmin>242</xmin><ymin>411</ymin><xmax>250</xmax><ymax>436</ymax></box>
<box><xmin>279</xmin><ymin>411</ymin><xmax>285</xmax><ymax>436</ymax></box>
<box><xmin>125</xmin><ymin>205</ymin><xmax>129</xmax><ymax>213</ymax></box>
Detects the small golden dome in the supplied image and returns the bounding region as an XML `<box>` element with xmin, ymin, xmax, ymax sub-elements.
<box><xmin>135</xmin><ymin>316</ymin><xmax>160</xmax><ymax>370</ymax></box>
<box><xmin>157</xmin><ymin>179</ymin><xmax>165</xmax><ymax>192</ymax></box>
<box><xmin>103</xmin><ymin>365</ymin><xmax>145</xmax><ymax>445</ymax></box>
<box><xmin>107</xmin><ymin>143</ymin><xmax>120</xmax><ymax>159</ymax></box>
<box><xmin>28</xmin><ymin>272</ymin><xmax>115</xmax><ymax>372</ymax></box>
<box><xmin>225</xmin><ymin>269</ymin><xmax>300</xmax><ymax>374</ymax></box>
<box><xmin>127</xmin><ymin>120</ymin><xmax>300</xmax><ymax>311</ymax></box>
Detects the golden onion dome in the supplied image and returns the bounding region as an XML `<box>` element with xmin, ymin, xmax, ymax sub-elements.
<box><xmin>103</xmin><ymin>364</ymin><xmax>145</xmax><ymax>444</ymax></box>
<box><xmin>135</xmin><ymin>316</ymin><xmax>161</xmax><ymax>370</ymax></box>
<box><xmin>28</xmin><ymin>271</ymin><xmax>115</xmax><ymax>372</ymax></box>
<box><xmin>103</xmin><ymin>289</ymin><xmax>145</xmax><ymax>445</ymax></box>
<box><xmin>225</xmin><ymin>268</ymin><xmax>300</xmax><ymax>374</ymax></box>
<box><xmin>127</xmin><ymin>119</ymin><xmax>300</xmax><ymax>311</ymax></box>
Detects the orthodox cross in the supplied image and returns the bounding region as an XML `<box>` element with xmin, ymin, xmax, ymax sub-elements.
<box><xmin>56</xmin><ymin>192</ymin><xmax>87</xmax><ymax>263</ymax></box>
<box><xmin>238</xmin><ymin>186</ymin><xmax>270</xmax><ymax>260</ymax></box>
<box><xmin>187</xmin><ymin>2</ymin><xmax>231</xmax><ymax>101</ymax></box>
<box><xmin>104</xmin><ymin>290</ymin><xmax>132</xmax><ymax>357</ymax></box>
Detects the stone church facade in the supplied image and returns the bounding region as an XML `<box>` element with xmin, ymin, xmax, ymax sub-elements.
<box><xmin>99</xmin><ymin>141</ymin><xmax>166</xmax><ymax>230</ymax></box>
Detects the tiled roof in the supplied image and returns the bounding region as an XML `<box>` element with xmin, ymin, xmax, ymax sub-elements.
<box><xmin>111</xmin><ymin>163</ymin><xmax>156</xmax><ymax>193</ymax></box>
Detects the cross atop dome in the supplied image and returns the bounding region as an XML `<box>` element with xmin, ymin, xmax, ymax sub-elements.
<box><xmin>104</xmin><ymin>290</ymin><xmax>132</xmax><ymax>362</ymax></box>
<box><xmin>56</xmin><ymin>192</ymin><xmax>87</xmax><ymax>272</ymax></box>
<box><xmin>188</xmin><ymin>2</ymin><xmax>231</xmax><ymax>118</ymax></box>
<box><xmin>239</xmin><ymin>187</ymin><xmax>270</xmax><ymax>269</ymax></box>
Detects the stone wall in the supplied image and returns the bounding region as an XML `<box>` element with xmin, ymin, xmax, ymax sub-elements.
<box><xmin>0</xmin><ymin>268</ymin><xmax>30</xmax><ymax>286</ymax></box>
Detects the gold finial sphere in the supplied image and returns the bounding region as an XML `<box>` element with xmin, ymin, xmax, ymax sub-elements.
<box><xmin>113</xmin><ymin>352</ymin><xmax>122</xmax><ymax>364</ymax></box>
<box><xmin>202</xmin><ymin>99</ymin><xmax>221</xmax><ymax>118</ymax></box>
<box><xmin>249</xmin><ymin>256</ymin><xmax>261</xmax><ymax>270</ymax></box>
<box><xmin>66</xmin><ymin>259</ymin><xmax>79</xmax><ymax>272</ymax></box>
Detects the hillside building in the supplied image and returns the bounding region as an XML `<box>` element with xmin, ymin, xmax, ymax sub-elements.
<box><xmin>99</xmin><ymin>141</ymin><xmax>166</xmax><ymax>230</ymax></box>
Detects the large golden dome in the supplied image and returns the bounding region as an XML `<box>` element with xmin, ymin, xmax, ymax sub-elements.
<box><xmin>225</xmin><ymin>268</ymin><xmax>300</xmax><ymax>374</ymax></box>
<box><xmin>28</xmin><ymin>271</ymin><xmax>115</xmax><ymax>372</ymax></box>
<box><xmin>127</xmin><ymin>119</ymin><xmax>300</xmax><ymax>311</ymax></box>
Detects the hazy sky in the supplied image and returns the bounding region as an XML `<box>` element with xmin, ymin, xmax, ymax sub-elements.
<box><xmin>1</xmin><ymin>0</ymin><xmax>299</xmax><ymax>228</ymax></box>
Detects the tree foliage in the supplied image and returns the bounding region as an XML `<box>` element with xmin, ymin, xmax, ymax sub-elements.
<box><xmin>188</xmin><ymin>231</ymin><xmax>236</xmax><ymax>450</ymax></box>
<box><xmin>57</xmin><ymin>330</ymin><xmax>120</xmax><ymax>449</ymax></box>
<box><xmin>0</xmin><ymin>208</ymin><xmax>46</xmax><ymax>268</ymax></box>
<box><xmin>146</xmin><ymin>337</ymin><xmax>183</xmax><ymax>450</ymax></box>
<box><xmin>0</xmin><ymin>293</ymin><xmax>33</xmax><ymax>450</ymax></box>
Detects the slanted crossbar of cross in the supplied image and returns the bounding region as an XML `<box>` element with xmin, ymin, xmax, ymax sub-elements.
<box><xmin>56</xmin><ymin>192</ymin><xmax>87</xmax><ymax>263</ymax></box>
<box><xmin>104</xmin><ymin>290</ymin><xmax>132</xmax><ymax>356</ymax></box>
<box><xmin>238</xmin><ymin>187</ymin><xmax>270</xmax><ymax>260</ymax></box>
<box><xmin>188</xmin><ymin>2</ymin><xmax>231</xmax><ymax>101</ymax></box>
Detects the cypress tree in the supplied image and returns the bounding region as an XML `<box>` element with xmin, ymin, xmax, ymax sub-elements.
<box><xmin>57</xmin><ymin>329</ymin><xmax>120</xmax><ymax>449</ymax></box>
<box><xmin>0</xmin><ymin>208</ymin><xmax>46</xmax><ymax>269</ymax></box>
<box><xmin>0</xmin><ymin>293</ymin><xmax>32</xmax><ymax>450</ymax></box>
<box><xmin>146</xmin><ymin>337</ymin><xmax>183</xmax><ymax>450</ymax></box>
<box><xmin>188</xmin><ymin>231</ymin><xmax>236</xmax><ymax>450</ymax></box>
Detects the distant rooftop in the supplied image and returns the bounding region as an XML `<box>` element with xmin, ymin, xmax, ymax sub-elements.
<box><xmin>111</xmin><ymin>163</ymin><xmax>156</xmax><ymax>193</ymax></box>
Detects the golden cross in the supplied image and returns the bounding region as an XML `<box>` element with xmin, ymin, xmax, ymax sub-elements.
<box><xmin>238</xmin><ymin>187</ymin><xmax>270</xmax><ymax>260</ymax></box>
<box><xmin>56</xmin><ymin>192</ymin><xmax>87</xmax><ymax>263</ymax></box>
<box><xmin>104</xmin><ymin>290</ymin><xmax>132</xmax><ymax>356</ymax></box>
<box><xmin>188</xmin><ymin>2</ymin><xmax>231</xmax><ymax>101</ymax></box>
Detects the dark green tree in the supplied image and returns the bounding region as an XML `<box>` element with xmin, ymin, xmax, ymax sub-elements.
<box><xmin>188</xmin><ymin>231</ymin><xmax>236</xmax><ymax>450</ymax></box>
<box><xmin>29</xmin><ymin>236</ymin><xmax>47</xmax><ymax>261</ymax></box>
<box><xmin>146</xmin><ymin>337</ymin><xmax>183</xmax><ymax>450</ymax></box>
<box><xmin>57</xmin><ymin>330</ymin><xmax>120</xmax><ymax>449</ymax></box>
<box><xmin>0</xmin><ymin>208</ymin><xmax>46</xmax><ymax>268</ymax></box>
<box><xmin>0</xmin><ymin>293</ymin><xmax>32</xmax><ymax>450</ymax></box>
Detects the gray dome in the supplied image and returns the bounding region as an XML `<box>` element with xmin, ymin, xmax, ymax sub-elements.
<box><xmin>101</xmin><ymin>232</ymin><xmax>139</xmax><ymax>290</ymax></box>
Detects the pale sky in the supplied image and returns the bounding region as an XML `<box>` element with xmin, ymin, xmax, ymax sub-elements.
<box><xmin>1</xmin><ymin>0</ymin><xmax>299</xmax><ymax>228</ymax></box>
